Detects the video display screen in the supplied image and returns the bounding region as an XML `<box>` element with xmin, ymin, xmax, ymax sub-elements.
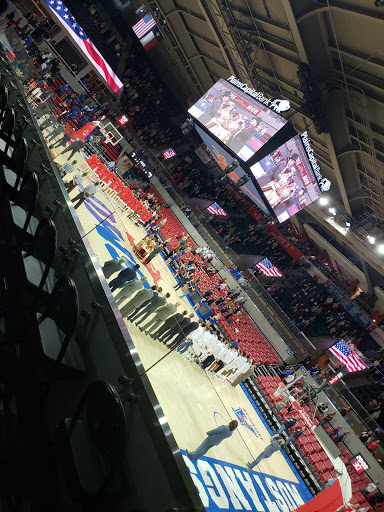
<box><xmin>194</xmin><ymin>124</ymin><xmax>270</xmax><ymax>215</ymax></box>
<box><xmin>250</xmin><ymin>134</ymin><xmax>322</xmax><ymax>223</ymax></box>
<box><xmin>188</xmin><ymin>78</ymin><xmax>287</xmax><ymax>162</ymax></box>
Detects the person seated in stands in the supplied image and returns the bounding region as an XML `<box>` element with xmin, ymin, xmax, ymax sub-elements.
<box><xmin>333</xmin><ymin>430</ymin><xmax>349</xmax><ymax>445</ymax></box>
<box><xmin>367</xmin><ymin>439</ymin><xmax>380</xmax><ymax>454</ymax></box>
<box><xmin>329</xmin><ymin>425</ymin><xmax>342</xmax><ymax>438</ymax></box>
<box><xmin>309</xmin><ymin>364</ymin><xmax>320</xmax><ymax>375</ymax></box>
<box><xmin>319</xmin><ymin>412</ymin><xmax>336</xmax><ymax>424</ymax></box>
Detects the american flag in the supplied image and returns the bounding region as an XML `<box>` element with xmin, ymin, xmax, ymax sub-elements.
<box><xmin>132</xmin><ymin>13</ymin><xmax>157</xmax><ymax>39</ymax></box>
<box><xmin>207</xmin><ymin>202</ymin><xmax>227</xmax><ymax>216</ymax></box>
<box><xmin>163</xmin><ymin>148</ymin><xmax>176</xmax><ymax>159</ymax></box>
<box><xmin>44</xmin><ymin>1</ymin><xmax>123</xmax><ymax>93</ymax></box>
<box><xmin>256</xmin><ymin>257</ymin><xmax>283</xmax><ymax>277</ymax></box>
<box><xmin>330</xmin><ymin>340</ymin><xmax>367</xmax><ymax>372</ymax></box>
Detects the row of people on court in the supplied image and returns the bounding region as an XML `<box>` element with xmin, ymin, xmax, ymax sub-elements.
<box><xmin>176</xmin><ymin>325</ymin><xmax>253</xmax><ymax>383</ymax></box>
<box><xmin>103</xmin><ymin>261</ymin><xmax>254</xmax><ymax>382</ymax></box>
<box><xmin>121</xmin><ymin>287</ymin><xmax>251</xmax><ymax>382</ymax></box>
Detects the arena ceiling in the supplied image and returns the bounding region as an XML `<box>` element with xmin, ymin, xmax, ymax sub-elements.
<box><xmin>140</xmin><ymin>0</ymin><xmax>384</xmax><ymax>280</ymax></box>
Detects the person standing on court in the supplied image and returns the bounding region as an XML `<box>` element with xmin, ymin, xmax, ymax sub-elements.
<box><xmin>39</xmin><ymin>113</ymin><xmax>58</xmax><ymax>131</ymax></box>
<box><xmin>109</xmin><ymin>264</ymin><xmax>141</xmax><ymax>292</ymax></box>
<box><xmin>187</xmin><ymin>420</ymin><xmax>238</xmax><ymax>460</ymax></box>
<box><xmin>46</xmin><ymin>122</ymin><xmax>66</xmax><ymax>142</ymax></box>
<box><xmin>123</xmin><ymin>285</ymin><xmax>158</xmax><ymax>317</ymax></box>
<box><xmin>167</xmin><ymin>319</ymin><xmax>202</xmax><ymax>350</ymax></box>
<box><xmin>72</xmin><ymin>181</ymin><xmax>99</xmax><ymax>209</ymax></box>
<box><xmin>144</xmin><ymin>244</ymin><xmax>163</xmax><ymax>265</ymax></box>
<box><xmin>64</xmin><ymin>171</ymin><xmax>88</xmax><ymax>194</ymax></box>
<box><xmin>115</xmin><ymin>276</ymin><xmax>147</xmax><ymax>306</ymax></box>
<box><xmin>50</xmin><ymin>131</ymin><xmax>72</xmax><ymax>149</ymax></box>
<box><xmin>141</xmin><ymin>301</ymin><xmax>181</xmax><ymax>334</ymax></box>
<box><xmin>101</xmin><ymin>257</ymin><xmax>127</xmax><ymax>279</ymax></box>
<box><xmin>61</xmin><ymin>138</ymin><xmax>85</xmax><ymax>161</ymax></box>
<box><xmin>127</xmin><ymin>292</ymin><xmax>170</xmax><ymax>323</ymax></box>
<box><xmin>151</xmin><ymin>311</ymin><xmax>188</xmax><ymax>341</ymax></box>
<box><xmin>246</xmin><ymin>435</ymin><xmax>285</xmax><ymax>471</ymax></box>
<box><xmin>59</xmin><ymin>159</ymin><xmax>78</xmax><ymax>178</ymax></box>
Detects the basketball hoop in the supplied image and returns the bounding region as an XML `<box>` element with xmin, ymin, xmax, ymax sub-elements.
<box><xmin>99</xmin><ymin>121</ymin><xmax>123</xmax><ymax>146</ymax></box>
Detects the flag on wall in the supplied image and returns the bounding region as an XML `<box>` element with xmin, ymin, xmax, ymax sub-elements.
<box><xmin>140</xmin><ymin>26</ymin><xmax>163</xmax><ymax>52</ymax></box>
<box><xmin>207</xmin><ymin>202</ymin><xmax>227</xmax><ymax>216</ymax></box>
<box><xmin>163</xmin><ymin>148</ymin><xmax>176</xmax><ymax>159</ymax></box>
<box><xmin>132</xmin><ymin>13</ymin><xmax>156</xmax><ymax>39</ymax></box>
<box><xmin>330</xmin><ymin>340</ymin><xmax>367</xmax><ymax>372</ymax></box>
<box><xmin>256</xmin><ymin>258</ymin><xmax>283</xmax><ymax>277</ymax></box>
<box><xmin>44</xmin><ymin>0</ymin><xmax>123</xmax><ymax>93</ymax></box>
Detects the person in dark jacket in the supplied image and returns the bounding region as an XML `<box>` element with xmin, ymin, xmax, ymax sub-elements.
<box><xmin>151</xmin><ymin>311</ymin><xmax>187</xmax><ymax>340</ymax></box>
<box><xmin>226</xmin><ymin>117</ymin><xmax>261</xmax><ymax>154</ymax></box>
<box><xmin>285</xmin><ymin>426</ymin><xmax>307</xmax><ymax>445</ymax></box>
<box><xmin>128</xmin><ymin>292</ymin><xmax>169</xmax><ymax>323</ymax></box>
<box><xmin>50</xmin><ymin>131</ymin><xmax>72</xmax><ymax>149</ymax></box>
<box><xmin>102</xmin><ymin>258</ymin><xmax>126</xmax><ymax>279</ymax></box>
<box><xmin>334</xmin><ymin>431</ymin><xmax>349</xmax><ymax>444</ymax></box>
<box><xmin>167</xmin><ymin>321</ymin><xmax>202</xmax><ymax>350</ymax></box>
<box><xmin>144</xmin><ymin>244</ymin><xmax>163</xmax><ymax>265</ymax></box>
<box><xmin>274</xmin><ymin>416</ymin><xmax>298</xmax><ymax>436</ymax></box>
<box><xmin>187</xmin><ymin>420</ymin><xmax>238</xmax><ymax>460</ymax></box>
<box><xmin>162</xmin><ymin>315</ymin><xmax>196</xmax><ymax>346</ymax></box>
<box><xmin>198</xmin><ymin>91</ymin><xmax>231</xmax><ymax>125</ymax></box>
<box><xmin>61</xmin><ymin>139</ymin><xmax>85</xmax><ymax>161</ymax></box>
<box><xmin>109</xmin><ymin>264</ymin><xmax>140</xmax><ymax>291</ymax></box>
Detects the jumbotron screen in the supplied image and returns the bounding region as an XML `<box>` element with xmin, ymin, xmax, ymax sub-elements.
<box><xmin>188</xmin><ymin>78</ymin><xmax>287</xmax><ymax>162</ymax></box>
<box><xmin>194</xmin><ymin>124</ymin><xmax>270</xmax><ymax>215</ymax></box>
<box><xmin>250</xmin><ymin>134</ymin><xmax>322</xmax><ymax>223</ymax></box>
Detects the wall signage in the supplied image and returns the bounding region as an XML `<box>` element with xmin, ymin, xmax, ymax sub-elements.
<box><xmin>300</xmin><ymin>131</ymin><xmax>331</xmax><ymax>192</ymax></box>
<box><xmin>227</xmin><ymin>76</ymin><xmax>291</xmax><ymax>114</ymax></box>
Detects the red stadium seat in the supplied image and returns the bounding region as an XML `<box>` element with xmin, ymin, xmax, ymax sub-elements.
<box><xmin>314</xmin><ymin>461</ymin><xmax>327</xmax><ymax>474</ymax></box>
<box><xmin>308</xmin><ymin>453</ymin><xmax>321</xmax><ymax>465</ymax></box>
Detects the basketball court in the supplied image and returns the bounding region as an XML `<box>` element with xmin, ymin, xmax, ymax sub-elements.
<box><xmin>46</xmin><ymin>135</ymin><xmax>313</xmax><ymax>511</ymax></box>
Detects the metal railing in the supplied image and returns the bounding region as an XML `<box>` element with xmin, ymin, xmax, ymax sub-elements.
<box><xmin>332</xmin><ymin>379</ymin><xmax>384</xmax><ymax>445</ymax></box>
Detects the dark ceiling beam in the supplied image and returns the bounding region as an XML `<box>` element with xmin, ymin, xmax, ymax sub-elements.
<box><xmin>188</xmin><ymin>55</ymin><xmax>221</xmax><ymax>80</ymax></box>
<box><xmin>296</xmin><ymin>1</ymin><xmax>384</xmax><ymax>26</ymax></box>
<box><xmin>281</xmin><ymin>0</ymin><xmax>355</xmax><ymax>216</ymax></box>
<box><xmin>329</xmin><ymin>44</ymin><xmax>384</xmax><ymax>75</ymax></box>
<box><xmin>188</xmin><ymin>49</ymin><xmax>228</xmax><ymax>71</ymax></box>
<box><xmin>337</xmin><ymin>148</ymin><xmax>378</xmax><ymax>159</ymax></box>
<box><xmin>235</xmin><ymin>26</ymin><xmax>298</xmax><ymax>60</ymax></box>
<box><xmin>187</xmin><ymin>28</ymin><xmax>223</xmax><ymax>51</ymax></box>
<box><xmin>333</xmin><ymin>67</ymin><xmax>384</xmax><ymax>102</ymax></box>
<box><xmin>229</xmin><ymin>4</ymin><xmax>289</xmax><ymax>32</ymax></box>
<box><xmin>165</xmin><ymin>8</ymin><xmax>206</xmax><ymax>23</ymax></box>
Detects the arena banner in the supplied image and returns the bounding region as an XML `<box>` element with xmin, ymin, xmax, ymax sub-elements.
<box><xmin>182</xmin><ymin>451</ymin><xmax>313</xmax><ymax>512</ymax></box>
<box><xmin>370</xmin><ymin>326</ymin><xmax>384</xmax><ymax>344</ymax></box>
<box><xmin>266</xmin><ymin>224</ymin><xmax>303</xmax><ymax>259</ymax></box>
<box><xmin>248</xmin><ymin>206</ymin><xmax>264</xmax><ymax>222</ymax></box>
<box><xmin>291</xmin><ymin>480</ymin><xmax>343</xmax><ymax>512</ymax></box>
<box><xmin>65</xmin><ymin>121</ymin><xmax>97</xmax><ymax>141</ymax></box>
